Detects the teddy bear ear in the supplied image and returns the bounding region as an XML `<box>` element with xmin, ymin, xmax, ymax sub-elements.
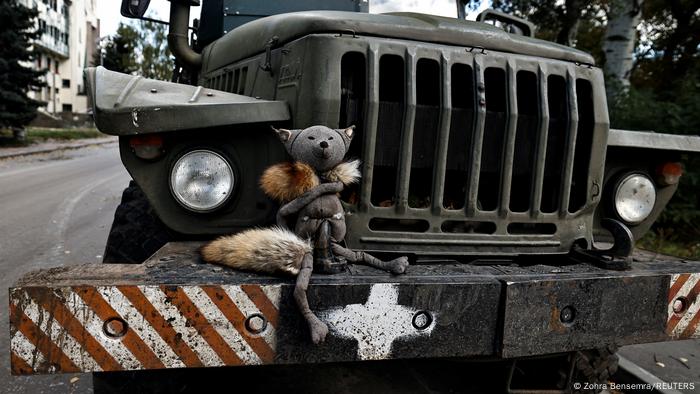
<box><xmin>270</xmin><ymin>126</ymin><xmax>295</xmax><ymax>142</ymax></box>
<box><xmin>341</xmin><ymin>125</ymin><xmax>356</xmax><ymax>139</ymax></box>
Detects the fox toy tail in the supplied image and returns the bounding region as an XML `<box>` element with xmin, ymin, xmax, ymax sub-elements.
<box><xmin>201</xmin><ymin>227</ymin><xmax>311</xmax><ymax>276</ymax></box>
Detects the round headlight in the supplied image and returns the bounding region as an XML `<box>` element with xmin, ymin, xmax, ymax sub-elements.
<box><xmin>170</xmin><ymin>150</ymin><xmax>234</xmax><ymax>212</ymax></box>
<box><xmin>613</xmin><ymin>173</ymin><xmax>656</xmax><ymax>224</ymax></box>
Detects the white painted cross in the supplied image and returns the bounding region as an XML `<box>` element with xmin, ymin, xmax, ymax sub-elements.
<box><xmin>318</xmin><ymin>283</ymin><xmax>437</xmax><ymax>360</ymax></box>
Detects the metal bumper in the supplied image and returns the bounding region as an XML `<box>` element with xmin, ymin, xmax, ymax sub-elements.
<box><xmin>9</xmin><ymin>243</ymin><xmax>700</xmax><ymax>375</ymax></box>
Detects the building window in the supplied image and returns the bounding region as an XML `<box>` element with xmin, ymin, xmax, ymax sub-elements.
<box><xmin>55</xmin><ymin>87</ymin><xmax>59</xmax><ymax>94</ymax></box>
<box><xmin>55</xmin><ymin>61</ymin><xmax>59</xmax><ymax>73</ymax></box>
<box><xmin>62</xmin><ymin>104</ymin><xmax>73</xmax><ymax>113</ymax></box>
<box><xmin>46</xmin><ymin>58</ymin><xmax>51</xmax><ymax>71</ymax></box>
<box><xmin>62</xmin><ymin>79</ymin><xmax>70</xmax><ymax>88</ymax></box>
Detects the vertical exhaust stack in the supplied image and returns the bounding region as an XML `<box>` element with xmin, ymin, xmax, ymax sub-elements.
<box><xmin>456</xmin><ymin>0</ymin><xmax>469</xmax><ymax>19</ymax></box>
<box><xmin>168</xmin><ymin>0</ymin><xmax>202</xmax><ymax>71</ymax></box>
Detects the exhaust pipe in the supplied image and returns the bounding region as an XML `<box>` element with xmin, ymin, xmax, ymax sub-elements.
<box><xmin>168</xmin><ymin>0</ymin><xmax>202</xmax><ymax>70</ymax></box>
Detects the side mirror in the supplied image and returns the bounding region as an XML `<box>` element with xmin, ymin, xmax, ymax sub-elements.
<box><xmin>477</xmin><ymin>9</ymin><xmax>535</xmax><ymax>37</ymax></box>
<box><xmin>121</xmin><ymin>0</ymin><xmax>151</xmax><ymax>18</ymax></box>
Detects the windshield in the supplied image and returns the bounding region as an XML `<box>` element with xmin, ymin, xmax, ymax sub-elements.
<box><xmin>369</xmin><ymin>0</ymin><xmax>491</xmax><ymax>19</ymax></box>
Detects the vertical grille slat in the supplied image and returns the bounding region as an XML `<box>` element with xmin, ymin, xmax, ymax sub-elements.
<box><xmin>466</xmin><ymin>57</ymin><xmax>486</xmax><ymax>215</ymax></box>
<box><xmin>540</xmin><ymin>74</ymin><xmax>569</xmax><ymax>213</ymax></box>
<box><xmin>531</xmin><ymin>66</ymin><xmax>550</xmax><ymax>215</ymax></box>
<box><xmin>371</xmin><ymin>54</ymin><xmax>404</xmax><ymax>207</ymax></box>
<box><xmin>569</xmin><ymin>79</ymin><xmax>595</xmax><ymax>213</ymax></box>
<box><xmin>396</xmin><ymin>52</ymin><xmax>417</xmax><ymax>212</ymax></box>
<box><xmin>431</xmin><ymin>55</ymin><xmax>453</xmax><ymax>213</ymax></box>
<box><xmin>478</xmin><ymin>67</ymin><xmax>508</xmax><ymax>212</ymax></box>
<box><xmin>410</xmin><ymin>57</ymin><xmax>441</xmax><ymax>209</ymax></box>
<box><xmin>499</xmin><ymin>61</ymin><xmax>519</xmax><ymax>215</ymax></box>
<box><xmin>444</xmin><ymin>63</ymin><xmax>474</xmax><ymax>211</ymax></box>
<box><xmin>359</xmin><ymin>45</ymin><xmax>380</xmax><ymax>212</ymax></box>
<box><xmin>559</xmin><ymin>70</ymin><xmax>580</xmax><ymax>215</ymax></box>
<box><xmin>509</xmin><ymin>70</ymin><xmax>539</xmax><ymax>212</ymax></box>
<box><xmin>233</xmin><ymin>69</ymin><xmax>240</xmax><ymax>92</ymax></box>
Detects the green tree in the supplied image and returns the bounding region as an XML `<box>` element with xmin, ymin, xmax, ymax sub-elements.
<box><xmin>96</xmin><ymin>23</ymin><xmax>139</xmax><ymax>74</ymax></box>
<box><xmin>490</xmin><ymin>0</ymin><xmax>606</xmax><ymax>48</ymax></box>
<box><xmin>0</xmin><ymin>0</ymin><xmax>45</xmax><ymax>134</ymax></box>
<box><xmin>94</xmin><ymin>20</ymin><xmax>174</xmax><ymax>81</ymax></box>
<box><xmin>138</xmin><ymin>20</ymin><xmax>174</xmax><ymax>80</ymax></box>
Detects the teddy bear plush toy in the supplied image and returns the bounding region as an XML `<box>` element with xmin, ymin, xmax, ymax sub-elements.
<box><xmin>202</xmin><ymin>125</ymin><xmax>409</xmax><ymax>343</ymax></box>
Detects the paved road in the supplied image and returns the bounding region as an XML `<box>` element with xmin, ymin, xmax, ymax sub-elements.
<box><xmin>1</xmin><ymin>143</ymin><xmax>130</xmax><ymax>393</ymax></box>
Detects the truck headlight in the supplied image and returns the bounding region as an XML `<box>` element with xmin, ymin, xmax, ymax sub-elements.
<box><xmin>613</xmin><ymin>173</ymin><xmax>656</xmax><ymax>225</ymax></box>
<box><xmin>170</xmin><ymin>150</ymin><xmax>234</xmax><ymax>212</ymax></box>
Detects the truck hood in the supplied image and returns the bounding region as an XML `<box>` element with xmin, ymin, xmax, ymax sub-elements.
<box><xmin>202</xmin><ymin>10</ymin><xmax>595</xmax><ymax>73</ymax></box>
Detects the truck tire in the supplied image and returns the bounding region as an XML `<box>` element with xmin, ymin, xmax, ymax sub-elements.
<box><xmin>102</xmin><ymin>181</ymin><xmax>171</xmax><ymax>264</ymax></box>
<box><xmin>571</xmin><ymin>346</ymin><xmax>619</xmax><ymax>393</ymax></box>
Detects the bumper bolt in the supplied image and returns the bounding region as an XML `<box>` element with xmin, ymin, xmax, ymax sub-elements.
<box><xmin>103</xmin><ymin>317</ymin><xmax>128</xmax><ymax>338</ymax></box>
<box><xmin>673</xmin><ymin>297</ymin><xmax>688</xmax><ymax>314</ymax></box>
<box><xmin>245</xmin><ymin>313</ymin><xmax>267</xmax><ymax>334</ymax></box>
<box><xmin>412</xmin><ymin>311</ymin><xmax>433</xmax><ymax>330</ymax></box>
<box><xmin>560</xmin><ymin>306</ymin><xmax>576</xmax><ymax>324</ymax></box>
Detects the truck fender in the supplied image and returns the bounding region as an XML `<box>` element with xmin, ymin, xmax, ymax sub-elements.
<box><xmin>85</xmin><ymin>66</ymin><xmax>290</xmax><ymax>135</ymax></box>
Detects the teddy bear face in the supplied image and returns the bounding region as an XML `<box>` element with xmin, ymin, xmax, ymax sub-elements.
<box><xmin>273</xmin><ymin>125</ymin><xmax>355</xmax><ymax>172</ymax></box>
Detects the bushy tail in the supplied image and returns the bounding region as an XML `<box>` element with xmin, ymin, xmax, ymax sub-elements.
<box><xmin>201</xmin><ymin>227</ymin><xmax>310</xmax><ymax>276</ymax></box>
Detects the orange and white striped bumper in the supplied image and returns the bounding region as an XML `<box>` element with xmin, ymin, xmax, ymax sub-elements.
<box><xmin>10</xmin><ymin>284</ymin><xmax>281</xmax><ymax>374</ymax></box>
<box><xmin>9</xmin><ymin>244</ymin><xmax>700</xmax><ymax>375</ymax></box>
<box><xmin>667</xmin><ymin>273</ymin><xmax>700</xmax><ymax>339</ymax></box>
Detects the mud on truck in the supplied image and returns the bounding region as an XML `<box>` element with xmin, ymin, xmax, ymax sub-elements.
<box><xmin>9</xmin><ymin>0</ymin><xmax>700</xmax><ymax>392</ymax></box>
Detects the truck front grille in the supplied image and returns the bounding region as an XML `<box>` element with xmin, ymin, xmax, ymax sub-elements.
<box><xmin>339</xmin><ymin>41</ymin><xmax>606</xmax><ymax>255</ymax></box>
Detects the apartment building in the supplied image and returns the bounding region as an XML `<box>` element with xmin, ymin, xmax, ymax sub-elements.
<box><xmin>21</xmin><ymin>0</ymin><xmax>100</xmax><ymax>115</ymax></box>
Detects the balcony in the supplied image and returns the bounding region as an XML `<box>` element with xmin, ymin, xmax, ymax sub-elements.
<box><xmin>35</xmin><ymin>33</ymin><xmax>69</xmax><ymax>58</ymax></box>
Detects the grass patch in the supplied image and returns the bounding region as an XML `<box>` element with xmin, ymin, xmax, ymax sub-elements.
<box><xmin>637</xmin><ymin>229</ymin><xmax>700</xmax><ymax>260</ymax></box>
<box><xmin>0</xmin><ymin>127</ymin><xmax>103</xmax><ymax>147</ymax></box>
<box><xmin>26</xmin><ymin>127</ymin><xmax>103</xmax><ymax>140</ymax></box>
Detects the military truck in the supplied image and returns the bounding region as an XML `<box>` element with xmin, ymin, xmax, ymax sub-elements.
<box><xmin>9</xmin><ymin>0</ymin><xmax>700</xmax><ymax>392</ymax></box>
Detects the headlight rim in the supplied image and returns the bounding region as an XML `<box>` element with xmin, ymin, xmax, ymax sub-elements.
<box><xmin>612</xmin><ymin>172</ymin><xmax>657</xmax><ymax>225</ymax></box>
<box><xmin>169</xmin><ymin>148</ymin><xmax>235</xmax><ymax>213</ymax></box>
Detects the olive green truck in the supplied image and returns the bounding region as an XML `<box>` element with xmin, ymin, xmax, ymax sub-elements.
<box><xmin>9</xmin><ymin>0</ymin><xmax>700</xmax><ymax>392</ymax></box>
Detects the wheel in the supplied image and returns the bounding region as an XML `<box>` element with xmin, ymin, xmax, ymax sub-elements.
<box><xmin>102</xmin><ymin>181</ymin><xmax>172</xmax><ymax>264</ymax></box>
<box><xmin>570</xmin><ymin>346</ymin><xmax>619</xmax><ymax>393</ymax></box>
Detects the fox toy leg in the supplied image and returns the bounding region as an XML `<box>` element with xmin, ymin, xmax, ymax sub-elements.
<box><xmin>294</xmin><ymin>252</ymin><xmax>329</xmax><ymax>344</ymax></box>
<box><xmin>331</xmin><ymin>244</ymin><xmax>409</xmax><ymax>274</ymax></box>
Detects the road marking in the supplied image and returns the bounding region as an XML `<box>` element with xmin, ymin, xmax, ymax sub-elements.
<box><xmin>44</xmin><ymin>171</ymin><xmax>124</xmax><ymax>265</ymax></box>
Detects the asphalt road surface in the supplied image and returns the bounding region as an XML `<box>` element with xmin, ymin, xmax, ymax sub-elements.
<box><xmin>1</xmin><ymin>143</ymin><xmax>130</xmax><ymax>393</ymax></box>
<box><xmin>2</xmin><ymin>142</ymin><xmax>700</xmax><ymax>393</ymax></box>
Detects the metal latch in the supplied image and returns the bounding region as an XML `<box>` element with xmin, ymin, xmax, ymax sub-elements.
<box><xmin>570</xmin><ymin>218</ymin><xmax>634</xmax><ymax>270</ymax></box>
<box><xmin>259</xmin><ymin>36</ymin><xmax>279</xmax><ymax>75</ymax></box>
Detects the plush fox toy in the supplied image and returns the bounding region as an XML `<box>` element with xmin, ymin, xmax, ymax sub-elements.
<box><xmin>202</xmin><ymin>125</ymin><xmax>409</xmax><ymax>344</ymax></box>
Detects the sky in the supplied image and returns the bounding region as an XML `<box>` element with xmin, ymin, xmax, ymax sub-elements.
<box><xmin>97</xmin><ymin>0</ymin><xmax>491</xmax><ymax>38</ymax></box>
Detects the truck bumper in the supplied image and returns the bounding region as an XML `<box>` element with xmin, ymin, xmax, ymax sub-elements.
<box><xmin>9</xmin><ymin>243</ymin><xmax>700</xmax><ymax>375</ymax></box>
